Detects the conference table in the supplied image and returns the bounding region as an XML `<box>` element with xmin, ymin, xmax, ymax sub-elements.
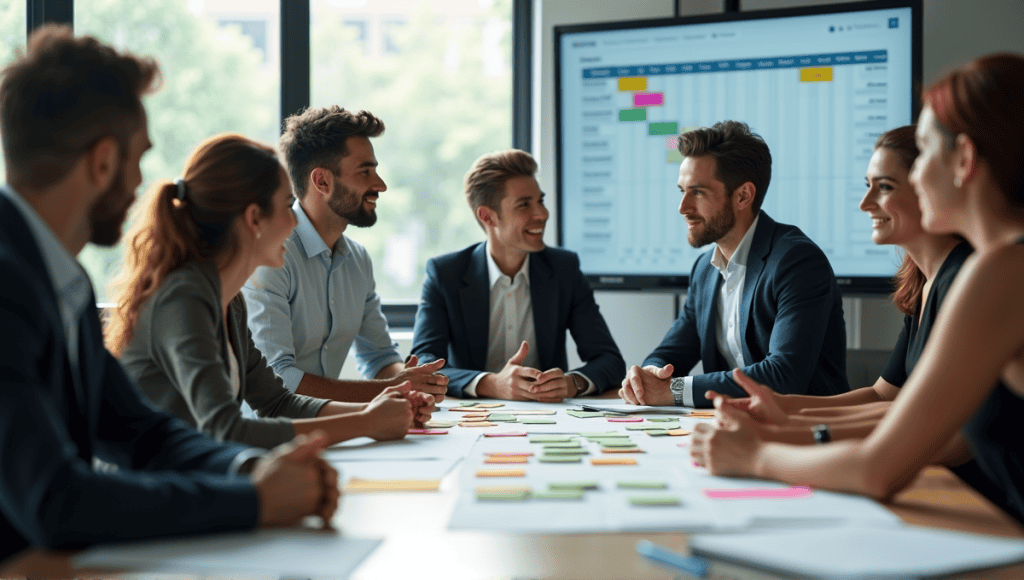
<box><xmin>5</xmin><ymin>397</ymin><xmax>1023</xmax><ymax>580</ymax></box>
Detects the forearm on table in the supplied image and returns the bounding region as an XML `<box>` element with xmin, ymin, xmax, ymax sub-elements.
<box><xmin>292</xmin><ymin>410</ymin><xmax>370</xmax><ymax>444</ymax></box>
<box><xmin>296</xmin><ymin>373</ymin><xmax>390</xmax><ymax>403</ymax></box>
<box><xmin>781</xmin><ymin>386</ymin><xmax>887</xmax><ymax>412</ymax></box>
<box><xmin>318</xmin><ymin>401</ymin><xmax>368</xmax><ymax>415</ymax></box>
<box><xmin>761</xmin><ymin>419</ymin><xmax>880</xmax><ymax>445</ymax></box>
<box><xmin>754</xmin><ymin>439</ymin><xmax>898</xmax><ymax>498</ymax></box>
<box><xmin>787</xmin><ymin>403</ymin><xmax>890</xmax><ymax>425</ymax></box>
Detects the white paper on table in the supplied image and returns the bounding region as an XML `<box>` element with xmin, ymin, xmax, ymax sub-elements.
<box><xmin>689</xmin><ymin>522</ymin><xmax>1024</xmax><ymax>579</ymax></box>
<box><xmin>333</xmin><ymin>457</ymin><xmax>462</xmax><ymax>483</ymax></box>
<box><xmin>73</xmin><ymin>529</ymin><xmax>381</xmax><ymax>577</ymax></box>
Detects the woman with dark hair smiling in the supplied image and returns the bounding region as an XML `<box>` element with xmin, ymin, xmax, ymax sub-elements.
<box><xmin>691</xmin><ymin>53</ymin><xmax>1024</xmax><ymax>526</ymax></box>
<box><xmin>106</xmin><ymin>133</ymin><xmax>433</xmax><ymax>449</ymax></box>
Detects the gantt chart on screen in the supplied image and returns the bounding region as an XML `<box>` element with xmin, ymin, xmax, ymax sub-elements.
<box><xmin>558</xmin><ymin>7</ymin><xmax>914</xmax><ymax>280</ymax></box>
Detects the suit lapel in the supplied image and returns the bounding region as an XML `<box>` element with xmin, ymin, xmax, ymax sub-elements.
<box><xmin>529</xmin><ymin>250</ymin><xmax>557</xmax><ymax>370</ymax></box>
<box><xmin>460</xmin><ymin>244</ymin><xmax>491</xmax><ymax>370</ymax></box>
<box><xmin>699</xmin><ymin>260</ymin><xmax>722</xmax><ymax>370</ymax></box>
<box><xmin>739</xmin><ymin>213</ymin><xmax>774</xmax><ymax>361</ymax></box>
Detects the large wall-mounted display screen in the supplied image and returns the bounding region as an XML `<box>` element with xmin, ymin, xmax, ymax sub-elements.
<box><xmin>555</xmin><ymin>0</ymin><xmax>921</xmax><ymax>291</ymax></box>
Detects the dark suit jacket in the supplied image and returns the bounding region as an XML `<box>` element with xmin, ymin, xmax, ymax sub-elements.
<box><xmin>0</xmin><ymin>195</ymin><xmax>258</xmax><ymax>560</ymax></box>
<box><xmin>412</xmin><ymin>244</ymin><xmax>625</xmax><ymax>397</ymax></box>
<box><xmin>643</xmin><ymin>212</ymin><xmax>848</xmax><ymax>407</ymax></box>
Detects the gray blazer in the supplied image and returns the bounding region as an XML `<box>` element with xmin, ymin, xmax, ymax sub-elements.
<box><xmin>120</xmin><ymin>260</ymin><xmax>328</xmax><ymax>449</ymax></box>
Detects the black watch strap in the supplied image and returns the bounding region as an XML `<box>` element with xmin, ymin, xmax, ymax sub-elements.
<box><xmin>811</xmin><ymin>424</ymin><xmax>832</xmax><ymax>444</ymax></box>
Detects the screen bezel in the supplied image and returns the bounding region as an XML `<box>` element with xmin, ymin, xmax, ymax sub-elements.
<box><xmin>553</xmin><ymin>0</ymin><xmax>923</xmax><ymax>294</ymax></box>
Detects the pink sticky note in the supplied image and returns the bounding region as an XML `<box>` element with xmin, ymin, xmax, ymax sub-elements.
<box><xmin>702</xmin><ymin>486</ymin><xmax>813</xmax><ymax>500</ymax></box>
<box><xmin>483</xmin><ymin>431</ymin><xmax>528</xmax><ymax>437</ymax></box>
<box><xmin>665</xmin><ymin>136</ymin><xmax>679</xmax><ymax>150</ymax></box>
<box><xmin>407</xmin><ymin>429</ymin><xmax>448</xmax><ymax>435</ymax></box>
<box><xmin>633</xmin><ymin>92</ymin><xmax>664</xmax><ymax>107</ymax></box>
<box><xmin>607</xmin><ymin>417</ymin><xmax>644</xmax><ymax>423</ymax></box>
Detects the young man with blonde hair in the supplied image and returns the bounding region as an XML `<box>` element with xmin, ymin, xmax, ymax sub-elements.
<box><xmin>412</xmin><ymin>149</ymin><xmax>624</xmax><ymax>400</ymax></box>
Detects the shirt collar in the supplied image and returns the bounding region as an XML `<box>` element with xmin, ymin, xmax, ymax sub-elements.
<box><xmin>0</xmin><ymin>185</ymin><xmax>91</xmax><ymax>314</ymax></box>
<box><xmin>711</xmin><ymin>214</ymin><xmax>760</xmax><ymax>273</ymax></box>
<box><xmin>485</xmin><ymin>241</ymin><xmax>531</xmax><ymax>289</ymax></box>
<box><xmin>293</xmin><ymin>199</ymin><xmax>349</xmax><ymax>259</ymax></box>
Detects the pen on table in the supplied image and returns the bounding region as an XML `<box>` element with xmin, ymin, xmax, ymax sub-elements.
<box><xmin>578</xmin><ymin>404</ymin><xmax>606</xmax><ymax>413</ymax></box>
<box><xmin>636</xmin><ymin>540</ymin><xmax>709</xmax><ymax>578</ymax></box>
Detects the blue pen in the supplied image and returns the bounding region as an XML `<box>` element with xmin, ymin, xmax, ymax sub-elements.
<box><xmin>636</xmin><ymin>539</ymin><xmax>709</xmax><ymax>578</ymax></box>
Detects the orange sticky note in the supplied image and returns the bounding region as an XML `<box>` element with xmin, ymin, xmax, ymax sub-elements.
<box><xmin>689</xmin><ymin>411</ymin><xmax>715</xmax><ymax>418</ymax></box>
<box><xmin>591</xmin><ymin>457</ymin><xmax>638</xmax><ymax>466</ymax></box>
<box><xmin>485</xmin><ymin>456</ymin><xmax>528</xmax><ymax>464</ymax></box>
<box><xmin>475</xmin><ymin>485</ymin><xmax>531</xmax><ymax>494</ymax></box>
<box><xmin>601</xmin><ymin>448</ymin><xmax>646</xmax><ymax>454</ymax></box>
<box><xmin>667</xmin><ymin>429</ymin><xmax>691</xmax><ymax>436</ymax></box>
<box><xmin>476</xmin><ymin>468</ymin><xmax>526</xmax><ymax>477</ymax></box>
<box><xmin>459</xmin><ymin>421</ymin><xmax>497</xmax><ymax>427</ymax></box>
<box><xmin>345</xmin><ymin>478</ymin><xmax>440</xmax><ymax>492</ymax></box>
<box><xmin>477</xmin><ymin>403</ymin><xmax>506</xmax><ymax>408</ymax></box>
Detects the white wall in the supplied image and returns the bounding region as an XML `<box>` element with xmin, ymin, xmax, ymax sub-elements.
<box><xmin>536</xmin><ymin>0</ymin><xmax>1024</xmax><ymax>372</ymax></box>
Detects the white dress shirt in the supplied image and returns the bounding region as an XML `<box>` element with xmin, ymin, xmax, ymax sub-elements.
<box><xmin>680</xmin><ymin>215</ymin><xmax>760</xmax><ymax>406</ymax></box>
<box><xmin>464</xmin><ymin>243</ymin><xmax>594</xmax><ymax>397</ymax></box>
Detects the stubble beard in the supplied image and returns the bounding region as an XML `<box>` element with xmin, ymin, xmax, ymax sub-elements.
<box><xmin>328</xmin><ymin>181</ymin><xmax>377</xmax><ymax>228</ymax></box>
<box><xmin>88</xmin><ymin>166</ymin><xmax>132</xmax><ymax>247</ymax></box>
<box><xmin>687</xmin><ymin>195</ymin><xmax>735</xmax><ymax>248</ymax></box>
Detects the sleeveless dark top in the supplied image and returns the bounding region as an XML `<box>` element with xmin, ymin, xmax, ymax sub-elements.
<box><xmin>962</xmin><ymin>239</ymin><xmax>1024</xmax><ymax>526</ymax></box>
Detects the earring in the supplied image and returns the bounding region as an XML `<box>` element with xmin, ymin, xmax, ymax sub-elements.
<box><xmin>954</xmin><ymin>176</ymin><xmax>963</xmax><ymax>188</ymax></box>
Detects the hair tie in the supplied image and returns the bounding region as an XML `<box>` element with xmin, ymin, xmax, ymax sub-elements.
<box><xmin>174</xmin><ymin>178</ymin><xmax>187</xmax><ymax>201</ymax></box>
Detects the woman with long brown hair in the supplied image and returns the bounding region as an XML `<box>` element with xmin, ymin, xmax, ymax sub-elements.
<box><xmin>691</xmin><ymin>53</ymin><xmax>1024</xmax><ymax>525</ymax></box>
<box><xmin>106</xmin><ymin>133</ymin><xmax>433</xmax><ymax>449</ymax></box>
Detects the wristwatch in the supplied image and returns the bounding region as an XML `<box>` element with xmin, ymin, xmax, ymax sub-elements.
<box><xmin>811</xmin><ymin>424</ymin><xmax>832</xmax><ymax>445</ymax></box>
<box><xmin>569</xmin><ymin>373</ymin><xmax>586</xmax><ymax>397</ymax></box>
<box><xmin>669</xmin><ymin>377</ymin><xmax>686</xmax><ymax>407</ymax></box>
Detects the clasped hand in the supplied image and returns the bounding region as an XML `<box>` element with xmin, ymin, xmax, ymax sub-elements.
<box><xmin>480</xmin><ymin>342</ymin><xmax>573</xmax><ymax>402</ymax></box>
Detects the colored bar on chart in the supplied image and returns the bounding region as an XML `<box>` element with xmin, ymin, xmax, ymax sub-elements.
<box><xmin>618</xmin><ymin>77</ymin><xmax>647</xmax><ymax>92</ymax></box>
<box><xmin>800</xmin><ymin>67</ymin><xmax>834</xmax><ymax>82</ymax></box>
<box><xmin>619</xmin><ymin>109</ymin><xmax>647</xmax><ymax>122</ymax></box>
<box><xmin>648</xmin><ymin>122</ymin><xmax>677</xmax><ymax>136</ymax></box>
<box><xmin>666</xmin><ymin>150</ymin><xmax>684</xmax><ymax>164</ymax></box>
<box><xmin>633</xmin><ymin>92</ymin><xmax>664</xmax><ymax>107</ymax></box>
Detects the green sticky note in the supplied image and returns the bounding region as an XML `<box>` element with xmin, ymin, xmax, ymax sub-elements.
<box><xmin>458</xmin><ymin>401</ymin><xmax>478</xmax><ymax>406</ymax></box>
<box><xmin>519</xmin><ymin>418</ymin><xmax>557</xmax><ymax>424</ymax></box>
<box><xmin>617</xmin><ymin>481</ymin><xmax>667</xmax><ymax>489</ymax></box>
<box><xmin>566</xmin><ymin>410</ymin><xmax>605</xmax><ymax>419</ymax></box>
<box><xmin>487</xmin><ymin>414</ymin><xmax>518</xmax><ymax>422</ymax></box>
<box><xmin>538</xmin><ymin>455</ymin><xmax>583</xmax><ymax>463</ymax></box>
<box><xmin>629</xmin><ymin>494</ymin><xmax>681</xmax><ymax>506</ymax></box>
<box><xmin>625</xmin><ymin>424</ymin><xmax>666</xmax><ymax>431</ymax></box>
<box><xmin>649</xmin><ymin>417</ymin><xmax>680</xmax><ymax>422</ymax></box>
<box><xmin>602</xmin><ymin>412</ymin><xmax>629</xmax><ymax>417</ymax></box>
<box><xmin>476</xmin><ymin>491</ymin><xmax>530</xmax><ymax>501</ymax></box>
<box><xmin>530</xmin><ymin>435</ymin><xmax>576</xmax><ymax>443</ymax></box>
<box><xmin>550</xmin><ymin>481</ymin><xmax>599</xmax><ymax>490</ymax></box>
<box><xmin>646</xmin><ymin>430</ymin><xmax>670</xmax><ymax>436</ymax></box>
<box><xmin>533</xmin><ymin>490</ymin><xmax>585</xmax><ymax>500</ymax></box>
<box><xmin>542</xmin><ymin>448</ymin><xmax>589</xmax><ymax>455</ymax></box>
<box><xmin>601</xmin><ymin>441</ymin><xmax>639</xmax><ymax>448</ymax></box>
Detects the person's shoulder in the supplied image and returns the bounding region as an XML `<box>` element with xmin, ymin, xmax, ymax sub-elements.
<box><xmin>537</xmin><ymin>245</ymin><xmax>580</xmax><ymax>266</ymax></box>
<box><xmin>429</xmin><ymin>242</ymin><xmax>484</xmax><ymax>271</ymax></box>
<box><xmin>764</xmin><ymin>217</ymin><xmax>829</xmax><ymax>262</ymax></box>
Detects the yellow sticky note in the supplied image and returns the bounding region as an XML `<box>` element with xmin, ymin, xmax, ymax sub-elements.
<box><xmin>485</xmin><ymin>456</ymin><xmax>529</xmax><ymax>464</ymax></box>
<box><xmin>345</xmin><ymin>479</ymin><xmax>440</xmax><ymax>492</ymax></box>
<box><xmin>667</xmin><ymin>429</ymin><xmax>691</xmax><ymax>436</ymax></box>
<box><xmin>460</xmin><ymin>421</ymin><xmax>497</xmax><ymax>427</ymax></box>
<box><xmin>476</xmin><ymin>468</ymin><xmax>526</xmax><ymax>477</ymax></box>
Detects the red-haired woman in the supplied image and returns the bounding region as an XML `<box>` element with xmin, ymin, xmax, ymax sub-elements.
<box><xmin>691</xmin><ymin>53</ymin><xmax>1024</xmax><ymax>526</ymax></box>
<box><xmin>106</xmin><ymin>133</ymin><xmax>433</xmax><ymax>449</ymax></box>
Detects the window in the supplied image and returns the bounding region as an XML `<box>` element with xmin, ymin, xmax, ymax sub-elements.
<box><xmin>74</xmin><ymin>0</ymin><xmax>281</xmax><ymax>302</ymax></box>
<box><xmin>0</xmin><ymin>1</ymin><xmax>27</xmax><ymax>185</ymax></box>
<box><xmin>311</xmin><ymin>0</ymin><xmax>513</xmax><ymax>302</ymax></box>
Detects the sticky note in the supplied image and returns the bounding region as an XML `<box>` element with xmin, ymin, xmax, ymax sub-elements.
<box><xmin>702</xmin><ymin>486</ymin><xmax>813</xmax><ymax>500</ymax></box>
<box><xmin>634</xmin><ymin>92</ymin><xmax>665</xmax><ymax>107</ymax></box>
<box><xmin>591</xmin><ymin>457</ymin><xmax>638</xmax><ymax>466</ymax></box>
<box><xmin>485</xmin><ymin>456</ymin><xmax>528</xmax><ymax>464</ymax></box>
<box><xmin>689</xmin><ymin>411</ymin><xmax>715</xmax><ymax>418</ymax></box>
<box><xmin>476</xmin><ymin>469</ymin><xmax>526</xmax><ymax>478</ymax></box>
<box><xmin>530</xmin><ymin>435</ymin><xmax>575</xmax><ymax>443</ymax></box>
<box><xmin>626</xmin><ymin>424</ymin><xmax>667</xmax><ymax>431</ymax></box>
<box><xmin>649</xmin><ymin>417</ymin><xmax>678</xmax><ymax>422</ymax></box>
<box><xmin>459</xmin><ymin>421</ymin><xmax>496</xmax><ymax>427</ymax></box>
<box><xmin>345</xmin><ymin>479</ymin><xmax>441</xmax><ymax>492</ymax></box>
<box><xmin>667</xmin><ymin>429</ymin><xmax>691</xmax><ymax>436</ymax></box>
<box><xmin>607</xmin><ymin>417</ymin><xmax>643</xmax><ymax>423</ymax></box>
<box><xmin>459</xmin><ymin>416</ymin><xmax>489</xmax><ymax>422</ymax></box>
<box><xmin>477</xmin><ymin>403</ymin><xmax>505</xmax><ymax>408</ymax></box>
<box><xmin>458</xmin><ymin>401</ymin><xmax>478</xmax><ymax>406</ymax></box>
<box><xmin>646</xmin><ymin>430</ymin><xmax>670</xmax><ymax>437</ymax></box>
<box><xmin>539</xmin><ymin>455</ymin><xmax>582</xmax><ymax>463</ymax></box>
<box><xmin>484</xmin><ymin>431</ymin><xmax>528</xmax><ymax>437</ymax></box>
<box><xmin>617</xmin><ymin>481</ymin><xmax>667</xmax><ymax>489</ymax></box>
<box><xmin>519</xmin><ymin>418</ymin><xmax>557</xmax><ymax>424</ymax></box>
<box><xmin>549</xmin><ymin>481</ymin><xmax>599</xmax><ymax>490</ymax></box>
<box><xmin>600</xmin><ymin>441</ymin><xmax>637</xmax><ymax>448</ymax></box>
<box><xmin>566</xmin><ymin>410</ymin><xmax>605</xmax><ymax>419</ymax></box>
<box><xmin>532</xmin><ymin>490</ymin><xmax>584</xmax><ymax>500</ymax></box>
<box><xmin>618</xmin><ymin>77</ymin><xmax>647</xmax><ymax>92</ymax></box>
<box><xmin>542</xmin><ymin>448</ymin><xmax>589</xmax><ymax>455</ymax></box>
<box><xmin>407</xmin><ymin>428</ymin><xmax>448</xmax><ymax>435</ymax></box>
<box><xmin>423</xmin><ymin>420</ymin><xmax>454</xmax><ymax>428</ymax></box>
<box><xmin>629</xmin><ymin>494</ymin><xmax>681</xmax><ymax>506</ymax></box>
<box><xmin>476</xmin><ymin>490</ymin><xmax>530</xmax><ymax>501</ymax></box>
<box><xmin>602</xmin><ymin>447</ymin><xmax>645</xmax><ymax>454</ymax></box>
<box><xmin>486</xmin><ymin>415</ymin><xmax>518</xmax><ymax>422</ymax></box>
<box><xmin>476</xmin><ymin>485</ymin><xmax>531</xmax><ymax>494</ymax></box>
<box><xmin>484</xmin><ymin>451</ymin><xmax>534</xmax><ymax>457</ymax></box>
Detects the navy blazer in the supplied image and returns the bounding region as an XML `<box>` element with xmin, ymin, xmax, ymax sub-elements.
<box><xmin>0</xmin><ymin>195</ymin><xmax>258</xmax><ymax>559</ymax></box>
<box><xmin>643</xmin><ymin>212</ymin><xmax>848</xmax><ymax>407</ymax></box>
<box><xmin>412</xmin><ymin>244</ymin><xmax>625</xmax><ymax>397</ymax></box>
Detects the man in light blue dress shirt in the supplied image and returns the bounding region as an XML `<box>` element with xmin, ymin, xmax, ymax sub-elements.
<box><xmin>243</xmin><ymin>106</ymin><xmax>448</xmax><ymax>403</ymax></box>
